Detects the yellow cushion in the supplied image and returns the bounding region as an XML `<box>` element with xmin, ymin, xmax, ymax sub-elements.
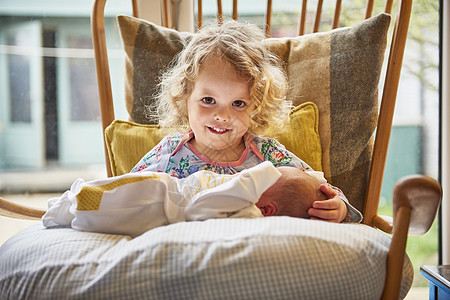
<box><xmin>275</xmin><ymin>102</ymin><xmax>322</xmax><ymax>171</ymax></box>
<box><xmin>105</xmin><ymin>102</ymin><xmax>321</xmax><ymax>176</ymax></box>
<box><xmin>105</xmin><ymin>122</ymin><xmax>167</xmax><ymax>176</ymax></box>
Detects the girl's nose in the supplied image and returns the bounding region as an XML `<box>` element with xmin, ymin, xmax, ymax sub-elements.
<box><xmin>214</xmin><ymin>110</ymin><xmax>229</xmax><ymax>122</ymax></box>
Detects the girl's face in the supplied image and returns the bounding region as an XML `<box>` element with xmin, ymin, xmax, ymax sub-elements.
<box><xmin>187</xmin><ymin>59</ymin><xmax>255</xmax><ymax>162</ymax></box>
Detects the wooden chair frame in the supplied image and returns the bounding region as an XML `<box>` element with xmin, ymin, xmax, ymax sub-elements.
<box><xmin>91</xmin><ymin>0</ymin><xmax>416</xmax><ymax>228</ymax></box>
<box><xmin>0</xmin><ymin>1</ymin><xmax>442</xmax><ymax>299</ymax></box>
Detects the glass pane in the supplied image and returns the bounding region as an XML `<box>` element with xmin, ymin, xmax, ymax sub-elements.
<box><xmin>7</xmin><ymin>32</ymin><xmax>31</xmax><ymax>123</ymax></box>
<box><xmin>67</xmin><ymin>36</ymin><xmax>100</xmax><ymax>122</ymax></box>
<box><xmin>8</xmin><ymin>54</ymin><xmax>31</xmax><ymax>123</ymax></box>
<box><xmin>69</xmin><ymin>57</ymin><xmax>100</xmax><ymax>121</ymax></box>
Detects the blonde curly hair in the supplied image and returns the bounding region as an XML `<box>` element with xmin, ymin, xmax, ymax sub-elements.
<box><xmin>155</xmin><ymin>20</ymin><xmax>291</xmax><ymax>136</ymax></box>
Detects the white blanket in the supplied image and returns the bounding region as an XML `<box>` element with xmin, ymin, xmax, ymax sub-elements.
<box><xmin>42</xmin><ymin>161</ymin><xmax>281</xmax><ymax>237</ymax></box>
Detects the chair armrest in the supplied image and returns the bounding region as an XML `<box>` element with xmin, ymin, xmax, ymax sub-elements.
<box><xmin>393</xmin><ymin>175</ymin><xmax>441</xmax><ymax>236</ymax></box>
<box><xmin>372</xmin><ymin>214</ymin><xmax>393</xmax><ymax>234</ymax></box>
<box><xmin>381</xmin><ymin>174</ymin><xmax>441</xmax><ymax>300</ymax></box>
<box><xmin>372</xmin><ymin>175</ymin><xmax>441</xmax><ymax>236</ymax></box>
<box><xmin>0</xmin><ymin>196</ymin><xmax>45</xmax><ymax>220</ymax></box>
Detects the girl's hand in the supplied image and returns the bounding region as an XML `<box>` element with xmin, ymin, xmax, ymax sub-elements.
<box><xmin>308</xmin><ymin>184</ymin><xmax>348</xmax><ymax>223</ymax></box>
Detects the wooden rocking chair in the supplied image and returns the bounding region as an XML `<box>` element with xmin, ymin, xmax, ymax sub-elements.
<box><xmin>0</xmin><ymin>0</ymin><xmax>441</xmax><ymax>299</ymax></box>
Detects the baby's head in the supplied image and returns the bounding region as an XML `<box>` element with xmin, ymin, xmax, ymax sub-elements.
<box><xmin>256</xmin><ymin>167</ymin><xmax>327</xmax><ymax>219</ymax></box>
<box><xmin>156</xmin><ymin>20</ymin><xmax>291</xmax><ymax>136</ymax></box>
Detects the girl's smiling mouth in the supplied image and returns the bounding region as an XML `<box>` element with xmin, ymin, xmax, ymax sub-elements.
<box><xmin>208</xmin><ymin>126</ymin><xmax>230</xmax><ymax>134</ymax></box>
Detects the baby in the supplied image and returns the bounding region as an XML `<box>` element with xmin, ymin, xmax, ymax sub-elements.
<box><xmin>257</xmin><ymin>166</ymin><xmax>327</xmax><ymax>219</ymax></box>
<box><xmin>42</xmin><ymin>162</ymin><xmax>328</xmax><ymax>237</ymax></box>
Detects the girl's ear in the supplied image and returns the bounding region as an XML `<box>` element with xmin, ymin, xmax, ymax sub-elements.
<box><xmin>258</xmin><ymin>202</ymin><xmax>277</xmax><ymax>216</ymax></box>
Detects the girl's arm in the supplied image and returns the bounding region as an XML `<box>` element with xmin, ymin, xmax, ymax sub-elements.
<box><xmin>308</xmin><ymin>184</ymin><xmax>362</xmax><ymax>223</ymax></box>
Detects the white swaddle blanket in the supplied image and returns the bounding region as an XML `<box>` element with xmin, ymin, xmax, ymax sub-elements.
<box><xmin>42</xmin><ymin>161</ymin><xmax>281</xmax><ymax>237</ymax></box>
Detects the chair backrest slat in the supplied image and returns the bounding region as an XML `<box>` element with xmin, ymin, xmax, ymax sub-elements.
<box><xmin>332</xmin><ymin>0</ymin><xmax>342</xmax><ymax>29</ymax></box>
<box><xmin>313</xmin><ymin>0</ymin><xmax>323</xmax><ymax>32</ymax></box>
<box><xmin>217</xmin><ymin>0</ymin><xmax>223</xmax><ymax>24</ymax></box>
<box><xmin>198</xmin><ymin>0</ymin><xmax>203</xmax><ymax>28</ymax></box>
<box><xmin>366</xmin><ymin>0</ymin><xmax>374</xmax><ymax>18</ymax></box>
<box><xmin>299</xmin><ymin>0</ymin><xmax>308</xmax><ymax>35</ymax></box>
<box><xmin>162</xmin><ymin>0</ymin><xmax>169</xmax><ymax>27</ymax></box>
<box><xmin>132</xmin><ymin>0</ymin><xmax>139</xmax><ymax>18</ymax></box>
<box><xmin>385</xmin><ymin>0</ymin><xmax>394</xmax><ymax>14</ymax></box>
<box><xmin>265</xmin><ymin>0</ymin><xmax>272</xmax><ymax>37</ymax></box>
<box><xmin>232</xmin><ymin>0</ymin><xmax>238</xmax><ymax>20</ymax></box>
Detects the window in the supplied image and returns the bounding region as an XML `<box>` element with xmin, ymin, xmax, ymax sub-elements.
<box><xmin>67</xmin><ymin>36</ymin><xmax>100</xmax><ymax>122</ymax></box>
<box><xmin>7</xmin><ymin>29</ymin><xmax>32</xmax><ymax>123</ymax></box>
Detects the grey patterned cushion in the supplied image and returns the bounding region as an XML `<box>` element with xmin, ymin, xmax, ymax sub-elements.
<box><xmin>265</xmin><ymin>14</ymin><xmax>390</xmax><ymax>212</ymax></box>
<box><xmin>117</xmin><ymin>14</ymin><xmax>390</xmax><ymax>213</ymax></box>
<box><xmin>0</xmin><ymin>219</ymin><xmax>413</xmax><ymax>298</ymax></box>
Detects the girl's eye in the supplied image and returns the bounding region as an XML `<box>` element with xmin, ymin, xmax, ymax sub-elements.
<box><xmin>201</xmin><ymin>97</ymin><xmax>215</xmax><ymax>104</ymax></box>
<box><xmin>232</xmin><ymin>100</ymin><xmax>246</xmax><ymax>107</ymax></box>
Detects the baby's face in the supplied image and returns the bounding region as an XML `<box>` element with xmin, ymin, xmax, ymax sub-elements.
<box><xmin>187</xmin><ymin>58</ymin><xmax>255</xmax><ymax>161</ymax></box>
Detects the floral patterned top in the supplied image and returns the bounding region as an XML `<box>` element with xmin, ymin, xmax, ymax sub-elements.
<box><xmin>131</xmin><ymin>132</ymin><xmax>362</xmax><ymax>222</ymax></box>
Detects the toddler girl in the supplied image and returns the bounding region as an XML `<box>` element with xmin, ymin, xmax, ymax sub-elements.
<box><xmin>131</xmin><ymin>20</ymin><xmax>361</xmax><ymax>223</ymax></box>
